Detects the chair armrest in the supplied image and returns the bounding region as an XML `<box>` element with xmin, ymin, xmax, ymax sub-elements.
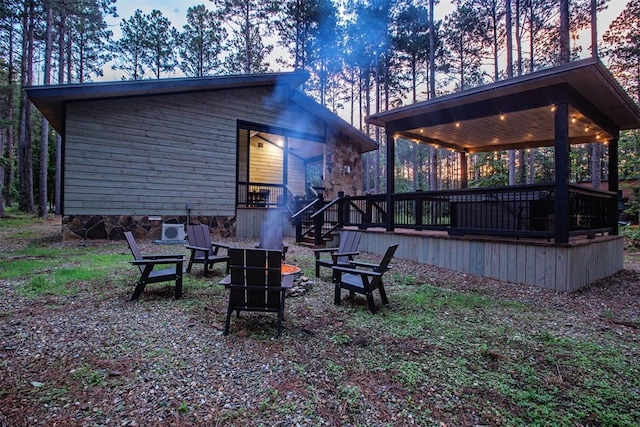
<box><xmin>131</xmin><ymin>257</ymin><xmax>184</xmax><ymax>265</ymax></box>
<box><xmin>331</xmin><ymin>265</ymin><xmax>382</xmax><ymax>277</ymax></box>
<box><xmin>142</xmin><ymin>254</ymin><xmax>185</xmax><ymax>260</ymax></box>
<box><xmin>330</xmin><ymin>251</ymin><xmax>360</xmax><ymax>261</ymax></box>
<box><xmin>212</xmin><ymin>243</ymin><xmax>230</xmax><ymax>250</ymax></box>
<box><xmin>349</xmin><ymin>260</ymin><xmax>379</xmax><ymax>269</ymax></box>
<box><xmin>185</xmin><ymin>245</ymin><xmax>209</xmax><ymax>252</ymax></box>
<box><xmin>314</xmin><ymin>247</ymin><xmax>337</xmax><ymax>259</ymax></box>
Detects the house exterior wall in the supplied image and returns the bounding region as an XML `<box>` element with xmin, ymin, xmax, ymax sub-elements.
<box><xmin>63</xmin><ymin>86</ymin><xmax>326</xmax><ymax>218</ymax></box>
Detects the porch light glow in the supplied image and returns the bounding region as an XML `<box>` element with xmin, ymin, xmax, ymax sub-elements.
<box><xmin>455</xmin><ymin>122</ymin><xmax>460</xmax><ymax>128</ymax></box>
<box><xmin>500</xmin><ymin>115</ymin><xmax>505</xmax><ymax>121</ymax></box>
<box><xmin>550</xmin><ymin>105</ymin><xmax>556</xmax><ymax>112</ymax></box>
<box><xmin>584</xmin><ymin>125</ymin><xmax>590</xmax><ymax>132</ymax></box>
<box><xmin>571</xmin><ymin>116</ymin><xmax>576</xmax><ymax>123</ymax></box>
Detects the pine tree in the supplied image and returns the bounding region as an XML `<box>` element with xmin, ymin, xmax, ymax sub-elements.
<box><xmin>211</xmin><ymin>0</ymin><xmax>278</xmax><ymax>74</ymax></box>
<box><xmin>178</xmin><ymin>5</ymin><xmax>225</xmax><ymax>77</ymax></box>
<box><xmin>111</xmin><ymin>9</ymin><xmax>150</xmax><ymax>80</ymax></box>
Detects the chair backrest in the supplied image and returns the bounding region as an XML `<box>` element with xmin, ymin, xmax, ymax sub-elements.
<box><xmin>186</xmin><ymin>224</ymin><xmax>214</xmax><ymax>256</ymax></box>
<box><xmin>335</xmin><ymin>231</ymin><xmax>362</xmax><ymax>263</ymax></box>
<box><xmin>124</xmin><ymin>231</ymin><xmax>144</xmax><ymax>273</ymax></box>
<box><xmin>228</xmin><ymin>248</ymin><xmax>283</xmax><ymax>310</ymax></box>
<box><xmin>259</xmin><ymin>223</ymin><xmax>284</xmax><ymax>251</ymax></box>
<box><xmin>374</xmin><ymin>244</ymin><xmax>399</xmax><ymax>274</ymax></box>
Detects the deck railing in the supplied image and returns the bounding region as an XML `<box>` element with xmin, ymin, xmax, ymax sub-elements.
<box><xmin>237</xmin><ymin>182</ymin><xmax>285</xmax><ymax>207</ymax></box>
<box><xmin>338</xmin><ymin>183</ymin><xmax>616</xmax><ymax>240</ymax></box>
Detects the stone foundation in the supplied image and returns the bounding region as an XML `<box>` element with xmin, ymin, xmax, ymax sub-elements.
<box><xmin>62</xmin><ymin>215</ymin><xmax>236</xmax><ymax>241</ymax></box>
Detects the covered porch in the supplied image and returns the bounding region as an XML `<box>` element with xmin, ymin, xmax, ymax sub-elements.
<box><xmin>345</xmin><ymin>58</ymin><xmax>640</xmax><ymax>291</ymax></box>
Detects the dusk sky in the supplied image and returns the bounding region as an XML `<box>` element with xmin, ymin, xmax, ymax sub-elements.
<box><xmin>99</xmin><ymin>1</ymin><xmax>631</xmax><ymax>80</ymax></box>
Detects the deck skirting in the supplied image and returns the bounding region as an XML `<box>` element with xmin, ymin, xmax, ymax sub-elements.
<box><xmin>355</xmin><ymin>229</ymin><xmax>624</xmax><ymax>292</ymax></box>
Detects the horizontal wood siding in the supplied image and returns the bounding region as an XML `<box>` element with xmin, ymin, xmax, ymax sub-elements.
<box><xmin>287</xmin><ymin>154</ymin><xmax>306</xmax><ymax>196</ymax></box>
<box><xmin>64</xmin><ymin>87</ymin><xmax>325</xmax><ymax>216</ymax></box>
<box><xmin>249</xmin><ymin>137</ymin><xmax>283</xmax><ymax>183</ymax></box>
<box><xmin>357</xmin><ymin>230</ymin><xmax>623</xmax><ymax>292</ymax></box>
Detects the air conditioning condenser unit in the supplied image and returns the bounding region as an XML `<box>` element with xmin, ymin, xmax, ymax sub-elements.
<box><xmin>161</xmin><ymin>224</ymin><xmax>185</xmax><ymax>241</ymax></box>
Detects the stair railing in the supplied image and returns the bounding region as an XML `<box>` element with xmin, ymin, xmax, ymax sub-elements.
<box><xmin>291</xmin><ymin>193</ymin><xmax>324</xmax><ymax>243</ymax></box>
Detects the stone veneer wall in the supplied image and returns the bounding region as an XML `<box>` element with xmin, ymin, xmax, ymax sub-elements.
<box><xmin>323</xmin><ymin>131</ymin><xmax>363</xmax><ymax>199</ymax></box>
<box><xmin>62</xmin><ymin>215</ymin><xmax>236</xmax><ymax>241</ymax></box>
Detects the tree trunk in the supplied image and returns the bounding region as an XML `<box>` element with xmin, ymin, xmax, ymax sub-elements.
<box><xmin>590</xmin><ymin>0</ymin><xmax>598</xmax><ymax>58</ymax></box>
<box><xmin>55</xmin><ymin>1</ymin><xmax>67</xmax><ymax>215</ymax></box>
<box><xmin>506</xmin><ymin>0</ymin><xmax>516</xmax><ymax>185</ymax></box>
<box><xmin>18</xmin><ymin>0</ymin><xmax>35</xmax><ymax>213</ymax></box>
<box><xmin>592</xmin><ymin>144</ymin><xmax>602</xmax><ymax>189</ymax></box>
<box><xmin>559</xmin><ymin>0</ymin><xmax>570</xmax><ymax>63</ymax></box>
<box><xmin>429</xmin><ymin>0</ymin><xmax>435</xmax><ymax>99</ymax></box>
<box><xmin>506</xmin><ymin>0</ymin><xmax>513</xmax><ymax>77</ymax></box>
<box><xmin>5</xmin><ymin>20</ymin><xmax>16</xmax><ymax>208</ymax></box>
<box><xmin>39</xmin><ymin>2</ymin><xmax>54</xmax><ymax>218</ymax></box>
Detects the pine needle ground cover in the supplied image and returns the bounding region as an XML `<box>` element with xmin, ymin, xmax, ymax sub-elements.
<box><xmin>1</xmin><ymin>211</ymin><xmax>638</xmax><ymax>426</ymax></box>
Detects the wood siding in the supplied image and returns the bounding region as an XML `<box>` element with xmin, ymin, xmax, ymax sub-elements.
<box><xmin>249</xmin><ymin>137</ymin><xmax>283</xmax><ymax>183</ymax></box>
<box><xmin>64</xmin><ymin>87</ymin><xmax>326</xmax><ymax>216</ymax></box>
<box><xmin>287</xmin><ymin>153</ymin><xmax>306</xmax><ymax>196</ymax></box>
<box><xmin>357</xmin><ymin>230</ymin><xmax>623</xmax><ymax>292</ymax></box>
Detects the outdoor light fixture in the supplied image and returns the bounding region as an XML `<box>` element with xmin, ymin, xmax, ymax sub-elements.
<box><xmin>257</xmin><ymin>142</ymin><xmax>263</xmax><ymax>148</ymax></box>
<box><xmin>455</xmin><ymin>122</ymin><xmax>460</xmax><ymax>128</ymax></box>
<box><xmin>500</xmin><ymin>114</ymin><xmax>505</xmax><ymax>121</ymax></box>
<box><xmin>343</xmin><ymin>165</ymin><xmax>352</xmax><ymax>175</ymax></box>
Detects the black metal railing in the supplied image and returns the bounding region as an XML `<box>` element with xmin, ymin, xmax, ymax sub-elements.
<box><xmin>238</xmin><ymin>182</ymin><xmax>285</xmax><ymax>207</ymax></box>
<box><xmin>335</xmin><ymin>184</ymin><xmax>616</xmax><ymax>240</ymax></box>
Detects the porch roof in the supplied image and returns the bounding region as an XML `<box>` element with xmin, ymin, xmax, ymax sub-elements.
<box><xmin>366</xmin><ymin>58</ymin><xmax>640</xmax><ymax>153</ymax></box>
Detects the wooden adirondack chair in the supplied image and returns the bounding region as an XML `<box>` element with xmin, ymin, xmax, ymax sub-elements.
<box><xmin>124</xmin><ymin>231</ymin><xmax>185</xmax><ymax>300</ymax></box>
<box><xmin>224</xmin><ymin>248</ymin><xmax>285</xmax><ymax>337</ymax></box>
<box><xmin>331</xmin><ymin>244</ymin><xmax>399</xmax><ymax>313</ymax></box>
<box><xmin>314</xmin><ymin>230</ymin><xmax>362</xmax><ymax>278</ymax></box>
<box><xmin>185</xmin><ymin>224</ymin><xmax>229</xmax><ymax>276</ymax></box>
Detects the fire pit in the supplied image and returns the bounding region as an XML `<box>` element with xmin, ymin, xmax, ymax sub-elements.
<box><xmin>281</xmin><ymin>264</ymin><xmax>300</xmax><ymax>276</ymax></box>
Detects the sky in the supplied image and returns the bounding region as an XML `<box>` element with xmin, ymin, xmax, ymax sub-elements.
<box><xmin>100</xmin><ymin>0</ymin><xmax>631</xmax><ymax>80</ymax></box>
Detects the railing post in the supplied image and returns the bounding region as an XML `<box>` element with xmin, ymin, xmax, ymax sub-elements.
<box><xmin>294</xmin><ymin>196</ymin><xmax>303</xmax><ymax>242</ymax></box>
<box><xmin>314</xmin><ymin>194</ymin><xmax>324</xmax><ymax>246</ymax></box>
<box><xmin>337</xmin><ymin>191</ymin><xmax>345</xmax><ymax>228</ymax></box>
<box><xmin>415</xmin><ymin>191</ymin><xmax>423</xmax><ymax>226</ymax></box>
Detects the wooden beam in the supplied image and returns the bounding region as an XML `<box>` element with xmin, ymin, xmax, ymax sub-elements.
<box><xmin>608</xmin><ymin>137</ymin><xmax>619</xmax><ymax>235</ymax></box>
<box><xmin>386</xmin><ymin>129</ymin><xmax>395</xmax><ymax>231</ymax></box>
<box><xmin>554</xmin><ymin>102</ymin><xmax>570</xmax><ymax>244</ymax></box>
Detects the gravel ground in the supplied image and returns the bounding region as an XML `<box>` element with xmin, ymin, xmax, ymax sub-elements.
<box><xmin>1</xmin><ymin>218</ymin><xmax>639</xmax><ymax>426</ymax></box>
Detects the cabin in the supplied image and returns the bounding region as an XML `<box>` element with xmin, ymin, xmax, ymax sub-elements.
<box><xmin>25</xmin><ymin>71</ymin><xmax>378</xmax><ymax>241</ymax></box>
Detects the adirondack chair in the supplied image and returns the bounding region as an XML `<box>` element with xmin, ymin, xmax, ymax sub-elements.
<box><xmin>257</xmin><ymin>223</ymin><xmax>288</xmax><ymax>259</ymax></box>
<box><xmin>124</xmin><ymin>231</ymin><xmax>185</xmax><ymax>301</ymax></box>
<box><xmin>331</xmin><ymin>244</ymin><xmax>399</xmax><ymax>313</ymax></box>
<box><xmin>314</xmin><ymin>230</ymin><xmax>362</xmax><ymax>278</ymax></box>
<box><xmin>185</xmin><ymin>224</ymin><xmax>229</xmax><ymax>276</ymax></box>
<box><xmin>224</xmin><ymin>248</ymin><xmax>285</xmax><ymax>337</ymax></box>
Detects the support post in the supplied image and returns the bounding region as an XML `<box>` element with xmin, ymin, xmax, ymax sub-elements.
<box><xmin>554</xmin><ymin>102</ymin><xmax>570</xmax><ymax>244</ymax></box>
<box><xmin>460</xmin><ymin>151</ymin><xmax>468</xmax><ymax>188</ymax></box>
<box><xmin>608</xmin><ymin>138</ymin><xmax>619</xmax><ymax>235</ymax></box>
<box><xmin>385</xmin><ymin>128</ymin><xmax>395</xmax><ymax>231</ymax></box>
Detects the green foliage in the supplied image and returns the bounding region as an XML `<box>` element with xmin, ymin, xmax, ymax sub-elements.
<box><xmin>620</xmin><ymin>224</ymin><xmax>640</xmax><ymax>249</ymax></box>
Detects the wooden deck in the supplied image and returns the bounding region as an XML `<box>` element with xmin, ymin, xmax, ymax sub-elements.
<box><xmin>349</xmin><ymin>227</ymin><xmax>623</xmax><ymax>292</ymax></box>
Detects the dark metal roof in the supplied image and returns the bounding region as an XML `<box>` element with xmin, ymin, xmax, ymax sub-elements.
<box><xmin>366</xmin><ymin>58</ymin><xmax>640</xmax><ymax>152</ymax></box>
<box><xmin>25</xmin><ymin>70</ymin><xmax>377</xmax><ymax>152</ymax></box>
